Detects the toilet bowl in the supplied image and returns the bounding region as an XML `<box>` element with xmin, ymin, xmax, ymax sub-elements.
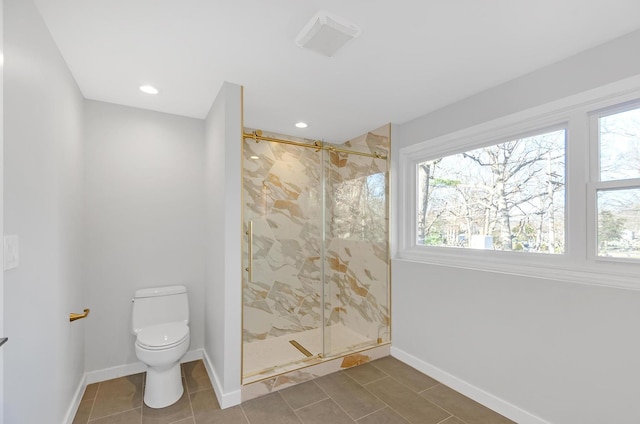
<box><xmin>132</xmin><ymin>286</ymin><xmax>190</xmax><ymax>408</ymax></box>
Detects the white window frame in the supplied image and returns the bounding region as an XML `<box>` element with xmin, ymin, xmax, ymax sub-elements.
<box><xmin>412</xmin><ymin>124</ymin><xmax>568</xmax><ymax>254</ymax></box>
<box><xmin>587</xmin><ymin>99</ymin><xmax>640</xmax><ymax>263</ymax></box>
<box><xmin>397</xmin><ymin>77</ymin><xmax>640</xmax><ymax>290</ymax></box>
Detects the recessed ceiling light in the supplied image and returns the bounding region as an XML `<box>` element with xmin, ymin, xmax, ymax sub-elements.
<box><xmin>295</xmin><ymin>122</ymin><xmax>308</xmax><ymax>128</ymax></box>
<box><xmin>139</xmin><ymin>85</ymin><xmax>159</xmax><ymax>95</ymax></box>
<box><xmin>250</xmin><ymin>155</ymin><xmax>259</xmax><ymax>160</ymax></box>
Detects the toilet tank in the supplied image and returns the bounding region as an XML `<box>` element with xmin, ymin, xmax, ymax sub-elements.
<box><xmin>132</xmin><ymin>285</ymin><xmax>189</xmax><ymax>335</ymax></box>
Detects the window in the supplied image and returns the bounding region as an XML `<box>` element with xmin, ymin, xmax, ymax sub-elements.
<box><xmin>397</xmin><ymin>80</ymin><xmax>640</xmax><ymax>288</ymax></box>
<box><xmin>594</xmin><ymin>105</ymin><xmax>640</xmax><ymax>259</ymax></box>
<box><xmin>416</xmin><ymin>129</ymin><xmax>566</xmax><ymax>253</ymax></box>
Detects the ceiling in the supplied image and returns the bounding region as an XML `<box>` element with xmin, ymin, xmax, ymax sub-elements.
<box><xmin>33</xmin><ymin>0</ymin><xmax>640</xmax><ymax>143</ymax></box>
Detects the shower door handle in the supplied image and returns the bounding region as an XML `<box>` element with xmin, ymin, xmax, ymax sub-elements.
<box><xmin>245</xmin><ymin>220</ymin><xmax>253</xmax><ymax>283</ymax></box>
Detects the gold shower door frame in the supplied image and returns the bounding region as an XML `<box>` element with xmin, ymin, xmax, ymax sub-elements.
<box><xmin>241</xmin><ymin>127</ymin><xmax>391</xmax><ymax>384</ymax></box>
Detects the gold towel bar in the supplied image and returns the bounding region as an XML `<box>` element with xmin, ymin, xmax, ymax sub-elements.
<box><xmin>69</xmin><ymin>308</ymin><xmax>90</xmax><ymax>322</ymax></box>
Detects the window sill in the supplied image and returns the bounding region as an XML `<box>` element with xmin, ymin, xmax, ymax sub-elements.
<box><xmin>395</xmin><ymin>246</ymin><xmax>640</xmax><ymax>291</ymax></box>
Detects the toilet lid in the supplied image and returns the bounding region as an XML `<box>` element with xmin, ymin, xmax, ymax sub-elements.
<box><xmin>136</xmin><ymin>322</ymin><xmax>189</xmax><ymax>350</ymax></box>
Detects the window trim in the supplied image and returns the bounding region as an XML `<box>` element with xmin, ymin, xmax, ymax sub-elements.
<box><xmin>413</xmin><ymin>124</ymin><xmax>568</xmax><ymax>253</ymax></box>
<box><xmin>587</xmin><ymin>99</ymin><xmax>640</xmax><ymax>263</ymax></box>
<box><xmin>588</xmin><ymin>180</ymin><xmax>640</xmax><ymax>263</ymax></box>
<box><xmin>396</xmin><ymin>76</ymin><xmax>640</xmax><ymax>290</ymax></box>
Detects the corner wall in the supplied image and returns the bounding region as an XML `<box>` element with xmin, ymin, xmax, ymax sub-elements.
<box><xmin>393</xmin><ymin>30</ymin><xmax>640</xmax><ymax>423</ymax></box>
<box><xmin>3</xmin><ymin>0</ymin><xmax>85</xmax><ymax>422</ymax></box>
<box><xmin>83</xmin><ymin>100</ymin><xmax>206</xmax><ymax>374</ymax></box>
<box><xmin>203</xmin><ymin>82</ymin><xmax>242</xmax><ymax>407</ymax></box>
<box><xmin>0</xmin><ymin>1</ymin><xmax>5</xmax><ymax>422</ymax></box>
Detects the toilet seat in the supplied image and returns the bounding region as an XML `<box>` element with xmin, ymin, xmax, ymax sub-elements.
<box><xmin>136</xmin><ymin>322</ymin><xmax>189</xmax><ymax>350</ymax></box>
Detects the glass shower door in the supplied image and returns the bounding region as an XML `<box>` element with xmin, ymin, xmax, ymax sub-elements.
<box><xmin>322</xmin><ymin>125</ymin><xmax>391</xmax><ymax>359</ymax></box>
<box><xmin>242</xmin><ymin>134</ymin><xmax>325</xmax><ymax>381</ymax></box>
<box><xmin>241</xmin><ymin>125</ymin><xmax>391</xmax><ymax>383</ymax></box>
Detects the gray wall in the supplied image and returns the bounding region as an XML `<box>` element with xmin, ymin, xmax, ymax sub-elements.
<box><xmin>398</xmin><ymin>29</ymin><xmax>640</xmax><ymax>148</ymax></box>
<box><xmin>83</xmin><ymin>100</ymin><xmax>206</xmax><ymax>373</ymax></box>
<box><xmin>393</xmin><ymin>262</ymin><xmax>640</xmax><ymax>423</ymax></box>
<box><xmin>3</xmin><ymin>0</ymin><xmax>85</xmax><ymax>422</ymax></box>
<box><xmin>393</xmin><ymin>30</ymin><xmax>640</xmax><ymax>423</ymax></box>
<box><xmin>0</xmin><ymin>1</ymin><xmax>5</xmax><ymax>422</ymax></box>
<box><xmin>204</xmin><ymin>82</ymin><xmax>242</xmax><ymax>405</ymax></box>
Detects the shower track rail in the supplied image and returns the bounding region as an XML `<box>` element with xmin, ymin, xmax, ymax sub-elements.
<box><xmin>243</xmin><ymin>130</ymin><xmax>388</xmax><ymax>160</ymax></box>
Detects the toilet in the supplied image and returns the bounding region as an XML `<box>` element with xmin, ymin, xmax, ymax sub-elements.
<box><xmin>132</xmin><ymin>285</ymin><xmax>190</xmax><ymax>408</ymax></box>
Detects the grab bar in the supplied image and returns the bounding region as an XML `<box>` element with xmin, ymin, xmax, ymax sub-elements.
<box><xmin>245</xmin><ymin>221</ymin><xmax>253</xmax><ymax>283</ymax></box>
<box><xmin>69</xmin><ymin>308</ymin><xmax>90</xmax><ymax>322</ymax></box>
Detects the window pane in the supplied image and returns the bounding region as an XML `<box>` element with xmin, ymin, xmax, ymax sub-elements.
<box><xmin>417</xmin><ymin>129</ymin><xmax>565</xmax><ymax>253</ymax></box>
<box><xmin>597</xmin><ymin>188</ymin><xmax>640</xmax><ymax>258</ymax></box>
<box><xmin>599</xmin><ymin>107</ymin><xmax>640</xmax><ymax>181</ymax></box>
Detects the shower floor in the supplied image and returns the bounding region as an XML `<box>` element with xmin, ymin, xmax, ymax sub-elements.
<box><xmin>243</xmin><ymin>324</ymin><xmax>373</xmax><ymax>383</ymax></box>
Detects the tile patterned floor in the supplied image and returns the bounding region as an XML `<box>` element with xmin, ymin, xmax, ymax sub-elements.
<box><xmin>73</xmin><ymin>358</ymin><xmax>515</xmax><ymax>424</ymax></box>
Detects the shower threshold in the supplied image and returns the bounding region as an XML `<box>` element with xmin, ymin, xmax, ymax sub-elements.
<box><xmin>240</xmin><ymin>341</ymin><xmax>391</xmax><ymax>402</ymax></box>
<box><xmin>242</xmin><ymin>324</ymin><xmax>378</xmax><ymax>384</ymax></box>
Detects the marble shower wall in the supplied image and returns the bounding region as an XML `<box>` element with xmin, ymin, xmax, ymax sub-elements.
<box><xmin>243</xmin><ymin>131</ymin><xmax>324</xmax><ymax>344</ymax></box>
<box><xmin>324</xmin><ymin>124</ymin><xmax>391</xmax><ymax>346</ymax></box>
<box><xmin>242</xmin><ymin>125</ymin><xmax>390</xmax><ymax>351</ymax></box>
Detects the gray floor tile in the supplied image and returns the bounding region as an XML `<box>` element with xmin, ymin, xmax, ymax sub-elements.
<box><xmin>344</xmin><ymin>363</ymin><xmax>387</xmax><ymax>385</ymax></box>
<box><xmin>315</xmin><ymin>372</ymin><xmax>385</xmax><ymax>420</ymax></box>
<box><xmin>241</xmin><ymin>392</ymin><xmax>301</xmax><ymax>424</ymax></box>
<box><xmin>196</xmin><ymin>405</ymin><xmax>246</xmax><ymax>424</ymax></box>
<box><xmin>439</xmin><ymin>418</ymin><xmax>466</xmax><ymax>424</ymax></box>
<box><xmin>189</xmin><ymin>387</ymin><xmax>220</xmax><ymax>414</ymax></box>
<box><xmin>142</xmin><ymin>385</ymin><xmax>191</xmax><ymax>424</ymax></box>
<box><xmin>356</xmin><ymin>407</ymin><xmax>410</xmax><ymax>424</ymax></box>
<box><xmin>72</xmin><ymin>399</ymin><xmax>94</xmax><ymax>424</ymax></box>
<box><xmin>364</xmin><ymin>377</ymin><xmax>450</xmax><ymax>424</ymax></box>
<box><xmin>83</xmin><ymin>383</ymin><xmax>100</xmax><ymax>401</ymax></box>
<box><xmin>190</xmin><ymin>389</ymin><xmax>248</xmax><ymax>424</ymax></box>
<box><xmin>74</xmin><ymin>358</ymin><xmax>517</xmax><ymax>424</ymax></box>
<box><xmin>88</xmin><ymin>408</ymin><xmax>142</xmax><ymax>424</ymax></box>
<box><xmin>296</xmin><ymin>398</ymin><xmax>355</xmax><ymax>424</ymax></box>
<box><xmin>370</xmin><ymin>358</ymin><xmax>439</xmax><ymax>392</ymax></box>
<box><xmin>90</xmin><ymin>374</ymin><xmax>144</xmax><ymax>420</ymax></box>
<box><xmin>280</xmin><ymin>381</ymin><xmax>328</xmax><ymax>410</ymax></box>
<box><xmin>182</xmin><ymin>360</ymin><xmax>213</xmax><ymax>394</ymax></box>
<box><xmin>171</xmin><ymin>419</ymin><xmax>195</xmax><ymax>424</ymax></box>
<box><xmin>420</xmin><ymin>385</ymin><xmax>515</xmax><ymax>424</ymax></box>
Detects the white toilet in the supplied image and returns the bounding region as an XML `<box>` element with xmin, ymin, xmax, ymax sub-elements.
<box><xmin>132</xmin><ymin>285</ymin><xmax>190</xmax><ymax>408</ymax></box>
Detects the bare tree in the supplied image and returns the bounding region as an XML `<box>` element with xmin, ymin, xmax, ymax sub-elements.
<box><xmin>418</xmin><ymin>130</ymin><xmax>565</xmax><ymax>252</ymax></box>
<box><xmin>418</xmin><ymin>159</ymin><xmax>441</xmax><ymax>241</ymax></box>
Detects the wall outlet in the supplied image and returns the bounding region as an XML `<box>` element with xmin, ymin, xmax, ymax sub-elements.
<box><xmin>4</xmin><ymin>235</ymin><xmax>19</xmax><ymax>270</ymax></box>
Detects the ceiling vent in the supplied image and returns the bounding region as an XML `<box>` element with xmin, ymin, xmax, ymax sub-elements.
<box><xmin>295</xmin><ymin>11</ymin><xmax>362</xmax><ymax>57</ymax></box>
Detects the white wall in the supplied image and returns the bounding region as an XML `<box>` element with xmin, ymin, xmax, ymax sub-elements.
<box><xmin>393</xmin><ymin>263</ymin><xmax>640</xmax><ymax>424</ymax></box>
<box><xmin>393</xmin><ymin>30</ymin><xmax>640</xmax><ymax>424</ymax></box>
<box><xmin>203</xmin><ymin>82</ymin><xmax>242</xmax><ymax>407</ymax></box>
<box><xmin>83</xmin><ymin>100</ymin><xmax>206</xmax><ymax>373</ymax></box>
<box><xmin>0</xmin><ymin>1</ymin><xmax>5</xmax><ymax>422</ymax></box>
<box><xmin>3</xmin><ymin>0</ymin><xmax>85</xmax><ymax>422</ymax></box>
<box><xmin>399</xmin><ymin>29</ymin><xmax>640</xmax><ymax>149</ymax></box>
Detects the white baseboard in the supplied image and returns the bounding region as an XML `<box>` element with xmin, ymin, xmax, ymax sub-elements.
<box><xmin>182</xmin><ymin>349</ymin><xmax>204</xmax><ymax>364</ymax></box>
<box><xmin>202</xmin><ymin>349</ymin><xmax>241</xmax><ymax>409</ymax></box>
<box><xmin>84</xmin><ymin>348</ymin><xmax>204</xmax><ymax>384</ymax></box>
<box><xmin>85</xmin><ymin>361</ymin><xmax>146</xmax><ymax>385</ymax></box>
<box><xmin>63</xmin><ymin>374</ymin><xmax>87</xmax><ymax>424</ymax></box>
<box><xmin>390</xmin><ymin>347</ymin><xmax>551</xmax><ymax>424</ymax></box>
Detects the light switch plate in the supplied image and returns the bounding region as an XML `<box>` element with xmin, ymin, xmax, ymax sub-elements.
<box><xmin>4</xmin><ymin>235</ymin><xmax>19</xmax><ymax>270</ymax></box>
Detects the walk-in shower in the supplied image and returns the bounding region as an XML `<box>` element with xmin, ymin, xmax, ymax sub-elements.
<box><xmin>241</xmin><ymin>125</ymin><xmax>391</xmax><ymax>384</ymax></box>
